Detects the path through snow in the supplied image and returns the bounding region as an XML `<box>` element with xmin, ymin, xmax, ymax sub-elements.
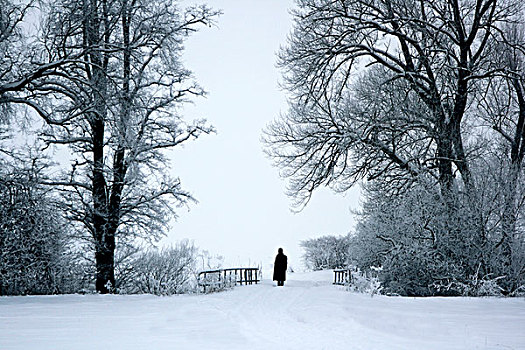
<box><xmin>1</xmin><ymin>271</ymin><xmax>524</xmax><ymax>349</ymax></box>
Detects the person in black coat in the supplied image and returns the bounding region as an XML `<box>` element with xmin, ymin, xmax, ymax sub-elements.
<box><xmin>273</xmin><ymin>248</ymin><xmax>287</xmax><ymax>286</ymax></box>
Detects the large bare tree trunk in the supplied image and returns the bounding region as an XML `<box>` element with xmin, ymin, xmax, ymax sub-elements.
<box><xmin>500</xmin><ymin>78</ymin><xmax>525</xmax><ymax>272</ymax></box>
<box><xmin>85</xmin><ymin>0</ymin><xmax>114</xmax><ymax>293</ymax></box>
<box><xmin>98</xmin><ymin>0</ymin><xmax>132</xmax><ymax>293</ymax></box>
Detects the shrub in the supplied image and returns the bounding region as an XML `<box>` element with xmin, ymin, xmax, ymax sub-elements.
<box><xmin>350</xmin><ymin>176</ymin><xmax>525</xmax><ymax>297</ymax></box>
<box><xmin>197</xmin><ymin>272</ymin><xmax>236</xmax><ymax>293</ymax></box>
<box><xmin>117</xmin><ymin>240</ymin><xmax>198</xmax><ymax>295</ymax></box>
<box><xmin>346</xmin><ymin>267</ymin><xmax>383</xmax><ymax>296</ymax></box>
<box><xmin>0</xmin><ymin>167</ymin><xmax>67</xmax><ymax>295</ymax></box>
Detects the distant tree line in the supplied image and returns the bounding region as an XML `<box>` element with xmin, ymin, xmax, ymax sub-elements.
<box><xmin>272</xmin><ymin>0</ymin><xmax>525</xmax><ymax>296</ymax></box>
<box><xmin>301</xmin><ymin>235</ymin><xmax>351</xmax><ymax>270</ymax></box>
<box><xmin>0</xmin><ymin>0</ymin><xmax>219</xmax><ymax>295</ymax></box>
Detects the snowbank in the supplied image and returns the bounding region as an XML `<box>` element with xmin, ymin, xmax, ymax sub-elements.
<box><xmin>1</xmin><ymin>271</ymin><xmax>524</xmax><ymax>349</ymax></box>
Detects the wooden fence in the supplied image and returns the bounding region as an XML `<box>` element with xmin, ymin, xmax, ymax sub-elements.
<box><xmin>198</xmin><ymin>267</ymin><xmax>261</xmax><ymax>293</ymax></box>
<box><xmin>333</xmin><ymin>269</ymin><xmax>352</xmax><ymax>286</ymax></box>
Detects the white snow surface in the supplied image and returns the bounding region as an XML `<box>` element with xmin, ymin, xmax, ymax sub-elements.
<box><xmin>1</xmin><ymin>271</ymin><xmax>524</xmax><ymax>349</ymax></box>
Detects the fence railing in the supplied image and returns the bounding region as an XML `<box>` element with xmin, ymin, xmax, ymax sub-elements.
<box><xmin>198</xmin><ymin>267</ymin><xmax>261</xmax><ymax>293</ymax></box>
<box><xmin>333</xmin><ymin>269</ymin><xmax>352</xmax><ymax>286</ymax></box>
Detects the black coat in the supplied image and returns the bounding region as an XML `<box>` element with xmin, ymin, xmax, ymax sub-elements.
<box><xmin>273</xmin><ymin>253</ymin><xmax>287</xmax><ymax>281</ymax></box>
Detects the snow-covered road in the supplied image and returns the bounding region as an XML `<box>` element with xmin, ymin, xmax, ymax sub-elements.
<box><xmin>1</xmin><ymin>271</ymin><xmax>524</xmax><ymax>349</ymax></box>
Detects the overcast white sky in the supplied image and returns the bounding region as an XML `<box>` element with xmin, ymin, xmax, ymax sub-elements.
<box><xmin>164</xmin><ymin>0</ymin><xmax>361</xmax><ymax>270</ymax></box>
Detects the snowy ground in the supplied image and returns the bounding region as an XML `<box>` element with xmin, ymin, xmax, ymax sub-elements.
<box><xmin>1</xmin><ymin>271</ymin><xmax>524</xmax><ymax>350</ymax></box>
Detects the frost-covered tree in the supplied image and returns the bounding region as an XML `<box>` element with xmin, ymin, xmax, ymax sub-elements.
<box><xmin>43</xmin><ymin>0</ymin><xmax>218</xmax><ymax>293</ymax></box>
<box><xmin>0</xmin><ymin>0</ymin><xmax>30</xmax><ymax>102</ymax></box>
<box><xmin>301</xmin><ymin>235</ymin><xmax>351</xmax><ymax>270</ymax></box>
<box><xmin>0</xmin><ymin>154</ymin><xmax>66</xmax><ymax>295</ymax></box>
<box><xmin>0</xmin><ymin>0</ymin><xmax>86</xmax><ymax>121</ymax></box>
<box><xmin>265</xmin><ymin>0</ymin><xmax>525</xmax><ymax>296</ymax></box>
<box><xmin>3</xmin><ymin>0</ymin><xmax>220</xmax><ymax>293</ymax></box>
<box><xmin>265</xmin><ymin>0</ymin><xmax>523</xmax><ymax>208</ymax></box>
<box><xmin>474</xmin><ymin>20</ymin><xmax>525</xmax><ymax>271</ymax></box>
<box><xmin>351</xmin><ymin>157</ymin><xmax>525</xmax><ymax>296</ymax></box>
<box><xmin>350</xmin><ymin>182</ymin><xmax>469</xmax><ymax>296</ymax></box>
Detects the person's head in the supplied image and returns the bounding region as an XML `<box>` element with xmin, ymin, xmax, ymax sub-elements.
<box><xmin>278</xmin><ymin>247</ymin><xmax>283</xmax><ymax>254</ymax></box>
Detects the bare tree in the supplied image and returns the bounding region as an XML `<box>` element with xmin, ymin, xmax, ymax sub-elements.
<box><xmin>1</xmin><ymin>0</ymin><xmax>40</xmax><ymax>101</ymax></box>
<box><xmin>0</xmin><ymin>152</ymin><xmax>66</xmax><ymax>295</ymax></box>
<box><xmin>29</xmin><ymin>0</ymin><xmax>220</xmax><ymax>293</ymax></box>
<box><xmin>265</xmin><ymin>66</ymin><xmax>434</xmax><ymax>207</ymax></box>
<box><xmin>265</xmin><ymin>0</ymin><xmax>522</xmax><ymax>208</ymax></box>
<box><xmin>265</xmin><ymin>0</ymin><xmax>525</xmax><ymax>294</ymax></box>
<box><xmin>0</xmin><ymin>0</ymin><xmax>89</xmax><ymax>124</ymax></box>
<box><xmin>475</xmin><ymin>19</ymin><xmax>525</xmax><ymax>277</ymax></box>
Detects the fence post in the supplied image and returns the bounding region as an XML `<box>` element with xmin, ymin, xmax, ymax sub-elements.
<box><xmin>333</xmin><ymin>269</ymin><xmax>351</xmax><ymax>286</ymax></box>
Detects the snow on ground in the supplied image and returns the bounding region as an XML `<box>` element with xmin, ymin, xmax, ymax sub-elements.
<box><xmin>1</xmin><ymin>270</ymin><xmax>524</xmax><ymax>350</ymax></box>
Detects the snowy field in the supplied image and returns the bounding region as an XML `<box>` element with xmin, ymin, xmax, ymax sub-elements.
<box><xmin>1</xmin><ymin>270</ymin><xmax>524</xmax><ymax>350</ymax></box>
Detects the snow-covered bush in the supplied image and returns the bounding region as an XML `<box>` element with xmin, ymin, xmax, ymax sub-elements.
<box><xmin>471</xmin><ymin>278</ymin><xmax>505</xmax><ymax>297</ymax></box>
<box><xmin>53</xmin><ymin>248</ymin><xmax>97</xmax><ymax>294</ymax></box>
<box><xmin>0</xmin><ymin>162</ymin><xmax>68</xmax><ymax>295</ymax></box>
<box><xmin>346</xmin><ymin>267</ymin><xmax>383</xmax><ymax>296</ymax></box>
<box><xmin>117</xmin><ymin>241</ymin><xmax>198</xmax><ymax>295</ymax></box>
<box><xmin>198</xmin><ymin>272</ymin><xmax>236</xmax><ymax>293</ymax></box>
<box><xmin>301</xmin><ymin>235</ymin><xmax>351</xmax><ymax>270</ymax></box>
<box><xmin>432</xmin><ymin>274</ymin><xmax>514</xmax><ymax>297</ymax></box>
<box><xmin>350</xmin><ymin>171</ymin><xmax>525</xmax><ymax>297</ymax></box>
